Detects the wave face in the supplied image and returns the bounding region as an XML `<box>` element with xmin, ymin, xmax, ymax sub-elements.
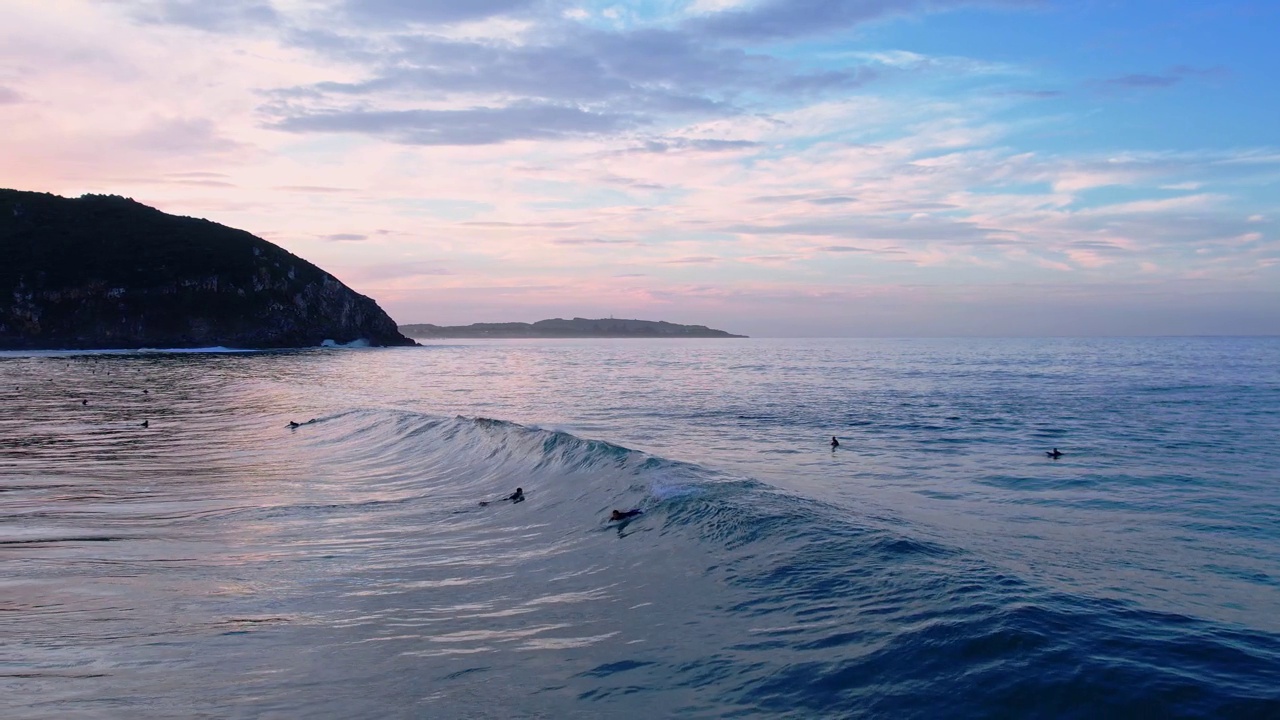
<box><xmin>2</xmin><ymin>339</ymin><xmax>1279</xmax><ymax>718</ymax></box>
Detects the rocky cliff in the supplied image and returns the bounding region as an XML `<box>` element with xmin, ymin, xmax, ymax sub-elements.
<box><xmin>0</xmin><ymin>190</ymin><xmax>415</xmax><ymax>350</ymax></box>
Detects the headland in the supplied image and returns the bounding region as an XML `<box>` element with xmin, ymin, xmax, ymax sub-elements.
<box><xmin>0</xmin><ymin>190</ymin><xmax>414</xmax><ymax>350</ymax></box>
<box><xmin>399</xmin><ymin>318</ymin><xmax>747</xmax><ymax>339</ymax></box>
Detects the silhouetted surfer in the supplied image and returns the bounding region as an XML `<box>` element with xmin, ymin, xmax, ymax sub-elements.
<box><xmin>1047</xmin><ymin>448</ymin><xmax>1063</xmax><ymax>459</ymax></box>
<box><xmin>287</xmin><ymin>419</ymin><xmax>318</xmax><ymax>429</ymax></box>
<box><xmin>610</xmin><ymin>509</ymin><xmax>642</xmax><ymax>522</ymax></box>
<box><xmin>480</xmin><ymin>488</ymin><xmax>524</xmax><ymax>506</ymax></box>
<box><xmin>141</xmin><ymin>420</ymin><xmax>148</xmax><ymax>428</ymax></box>
<box><xmin>831</xmin><ymin>436</ymin><xmax>840</xmax><ymax>450</ymax></box>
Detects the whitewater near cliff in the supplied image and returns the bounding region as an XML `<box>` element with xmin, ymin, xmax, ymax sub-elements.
<box><xmin>2</xmin><ymin>338</ymin><xmax>1278</xmax><ymax>718</ymax></box>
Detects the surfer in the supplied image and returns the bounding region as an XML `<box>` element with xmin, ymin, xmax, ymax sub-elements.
<box><xmin>480</xmin><ymin>488</ymin><xmax>524</xmax><ymax>506</ymax></box>
<box><xmin>610</xmin><ymin>509</ymin><xmax>642</xmax><ymax>522</ymax></box>
<box><xmin>1047</xmin><ymin>448</ymin><xmax>1063</xmax><ymax>459</ymax></box>
<box><xmin>286</xmin><ymin>418</ymin><xmax>318</xmax><ymax>429</ymax></box>
<box><xmin>831</xmin><ymin>436</ymin><xmax>840</xmax><ymax>449</ymax></box>
<box><xmin>141</xmin><ymin>420</ymin><xmax>148</xmax><ymax>428</ymax></box>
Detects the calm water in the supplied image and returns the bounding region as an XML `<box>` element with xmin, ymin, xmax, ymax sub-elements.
<box><xmin>2</xmin><ymin>338</ymin><xmax>1278</xmax><ymax>718</ymax></box>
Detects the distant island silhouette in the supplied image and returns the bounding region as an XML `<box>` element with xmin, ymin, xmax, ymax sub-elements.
<box><xmin>0</xmin><ymin>190</ymin><xmax>414</xmax><ymax>350</ymax></box>
<box><xmin>399</xmin><ymin>318</ymin><xmax>747</xmax><ymax>339</ymax></box>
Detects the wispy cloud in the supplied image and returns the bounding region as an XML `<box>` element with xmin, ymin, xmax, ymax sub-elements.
<box><xmin>551</xmin><ymin>237</ymin><xmax>640</xmax><ymax>246</ymax></box>
<box><xmin>273</xmin><ymin>105</ymin><xmax>640</xmax><ymax>145</ymax></box>
<box><xmin>662</xmin><ymin>256</ymin><xmax>720</xmax><ymax>264</ymax></box>
<box><xmin>818</xmin><ymin>245</ymin><xmax>908</xmax><ymax>254</ymax></box>
<box><xmin>693</xmin><ymin>0</ymin><xmax>1042</xmax><ymax>41</ymax></box>
<box><xmin>127</xmin><ymin>0</ymin><xmax>279</xmax><ymax>33</ymax></box>
<box><xmin>274</xmin><ymin>186</ymin><xmax>359</xmax><ymax>194</ymax></box>
<box><xmin>338</xmin><ymin>0</ymin><xmax>544</xmax><ymax>26</ymax></box>
<box><xmin>1094</xmin><ymin>66</ymin><xmax>1230</xmax><ymax>92</ymax></box>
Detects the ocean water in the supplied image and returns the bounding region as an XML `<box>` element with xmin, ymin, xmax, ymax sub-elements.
<box><xmin>2</xmin><ymin>337</ymin><xmax>1278</xmax><ymax>719</ymax></box>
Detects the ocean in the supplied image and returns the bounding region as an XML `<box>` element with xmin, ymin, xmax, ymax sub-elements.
<box><xmin>2</xmin><ymin>337</ymin><xmax>1278</xmax><ymax>718</ymax></box>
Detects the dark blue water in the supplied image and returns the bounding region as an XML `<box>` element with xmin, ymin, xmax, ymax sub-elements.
<box><xmin>2</xmin><ymin>338</ymin><xmax>1278</xmax><ymax>718</ymax></box>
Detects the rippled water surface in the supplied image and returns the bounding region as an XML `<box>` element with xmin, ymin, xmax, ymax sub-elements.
<box><xmin>3</xmin><ymin>338</ymin><xmax>1279</xmax><ymax>718</ymax></box>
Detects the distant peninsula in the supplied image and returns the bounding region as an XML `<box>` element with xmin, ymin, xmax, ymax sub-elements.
<box><xmin>0</xmin><ymin>190</ymin><xmax>415</xmax><ymax>350</ymax></box>
<box><xmin>399</xmin><ymin>318</ymin><xmax>747</xmax><ymax>339</ymax></box>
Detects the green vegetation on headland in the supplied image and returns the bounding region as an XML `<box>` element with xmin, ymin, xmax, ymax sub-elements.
<box><xmin>399</xmin><ymin>318</ymin><xmax>747</xmax><ymax>339</ymax></box>
<box><xmin>0</xmin><ymin>190</ymin><xmax>414</xmax><ymax>350</ymax></box>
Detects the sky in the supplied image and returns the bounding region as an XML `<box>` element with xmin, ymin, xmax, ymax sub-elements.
<box><xmin>2</xmin><ymin>0</ymin><xmax>1277</xmax><ymax>337</ymax></box>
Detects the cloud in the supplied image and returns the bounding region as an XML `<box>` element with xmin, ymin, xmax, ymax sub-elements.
<box><xmin>663</xmin><ymin>256</ymin><xmax>720</xmax><ymax>264</ymax></box>
<box><xmin>172</xmin><ymin>179</ymin><xmax>237</xmax><ymax>187</ymax></box>
<box><xmin>166</xmin><ymin>171</ymin><xmax>230</xmax><ymax>179</ymax></box>
<box><xmin>819</xmin><ymin>245</ymin><xmax>906</xmax><ymax>254</ymax></box>
<box><xmin>274</xmin><ymin>185</ymin><xmax>358</xmax><ymax>194</ymax></box>
<box><xmin>693</xmin><ymin>0</ymin><xmax>1040</xmax><ymax>41</ymax></box>
<box><xmin>346</xmin><ymin>261</ymin><xmax>455</xmax><ymax>283</ymax></box>
<box><xmin>998</xmin><ymin>89</ymin><xmax>1061</xmax><ymax>99</ymax></box>
<box><xmin>1095</xmin><ymin>66</ymin><xmax>1230</xmax><ymax>92</ymax></box>
<box><xmin>268</xmin><ymin>22</ymin><xmax>889</xmax><ymax>147</ymax></box>
<box><xmin>322</xmin><ymin>233</ymin><xmax>367</xmax><ymax>242</ymax></box>
<box><xmin>1102</xmin><ymin>73</ymin><xmax>1181</xmax><ymax>89</ymax></box>
<box><xmin>128</xmin><ymin>117</ymin><xmax>246</xmax><ymax>155</ymax></box>
<box><xmin>551</xmin><ymin>237</ymin><xmax>640</xmax><ymax>246</ymax></box>
<box><xmin>1069</xmin><ymin>239</ymin><xmax>1128</xmax><ymax>250</ymax></box>
<box><xmin>339</xmin><ymin>0</ymin><xmax>543</xmax><ymax>26</ymax></box>
<box><xmin>290</xmin><ymin>26</ymin><xmax>759</xmax><ymax>109</ymax></box>
<box><xmin>633</xmin><ymin>138</ymin><xmax>763</xmax><ymax>153</ymax></box>
<box><xmin>1080</xmin><ymin>193</ymin><xmax>1222</xmax><ymax>216</ymax></box>
<box><xmin>462</xmin><ymin>220</ymin><xmax>580</xmax><ymax>228</ymax></box>
<box><xmin>849</xmin><ymin>49</ymin><xmax>1018</xmax><ymax>77</ymax></box>
<box><xmin>600</xmin><ymin>174</ymin><xmax>667</xmax><ymax>190</ymax></box>
<box><xmin>725</xmin><ymin>215</ymin><xmax>1001</xmax><ymax>244</ymax></box>
<box><xmin>127</xmin><ymin>0</ymin><xmax>278</xmax><ymax>32</ymax></box>
<box><xmin>0</xmin><ymin>86</ymin><xmax>22</xmax><ymax>104</ymax></box>
<box><xmin>272</xmin><ymin>104</ymin><xmax>639</xmax><ymax>145</ymax></box>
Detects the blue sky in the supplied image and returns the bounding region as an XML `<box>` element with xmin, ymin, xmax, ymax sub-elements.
<box><xmin>2</xmin><ymin>0</ymin><xmax>1277</xmax><ymax>335</ymax></box>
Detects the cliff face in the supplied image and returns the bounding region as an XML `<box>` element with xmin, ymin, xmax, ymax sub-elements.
<box><xmin>0</xmin><ymin>190</ymin><xmax>415</xmax><ymax>350</ymax></box>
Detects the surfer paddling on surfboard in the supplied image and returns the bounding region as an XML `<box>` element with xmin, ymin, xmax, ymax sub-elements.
<box><xmin>480</xmin><ymin>488</ymin><xmax>525</xmax><ymax>506</ymax></box>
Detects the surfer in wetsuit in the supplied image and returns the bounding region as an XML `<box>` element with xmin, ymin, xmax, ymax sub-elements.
<box><xmin>610</xmin><ymin>509</ymin><xmax>642</xmax><ymax>522</ymax></box>
<box><xmin>1047</xmin><ymin>448</ymin><xmax>1063</xmax><ymax>458</ymax></box>
<box><xmin>480</xmin><ymin>488</ymin><xmax>524</xmax><ymax>506</ymax></box>
<box><xmin>831</xmin><ymin>436</ymin><xmax>840</xmax><ymax>449</ymax></box>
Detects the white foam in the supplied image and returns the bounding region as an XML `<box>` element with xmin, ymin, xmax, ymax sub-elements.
<box><xmin>320</xmin><ymin>338</ymin><xmax>371</xmax><ymax>348</ymax></box>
